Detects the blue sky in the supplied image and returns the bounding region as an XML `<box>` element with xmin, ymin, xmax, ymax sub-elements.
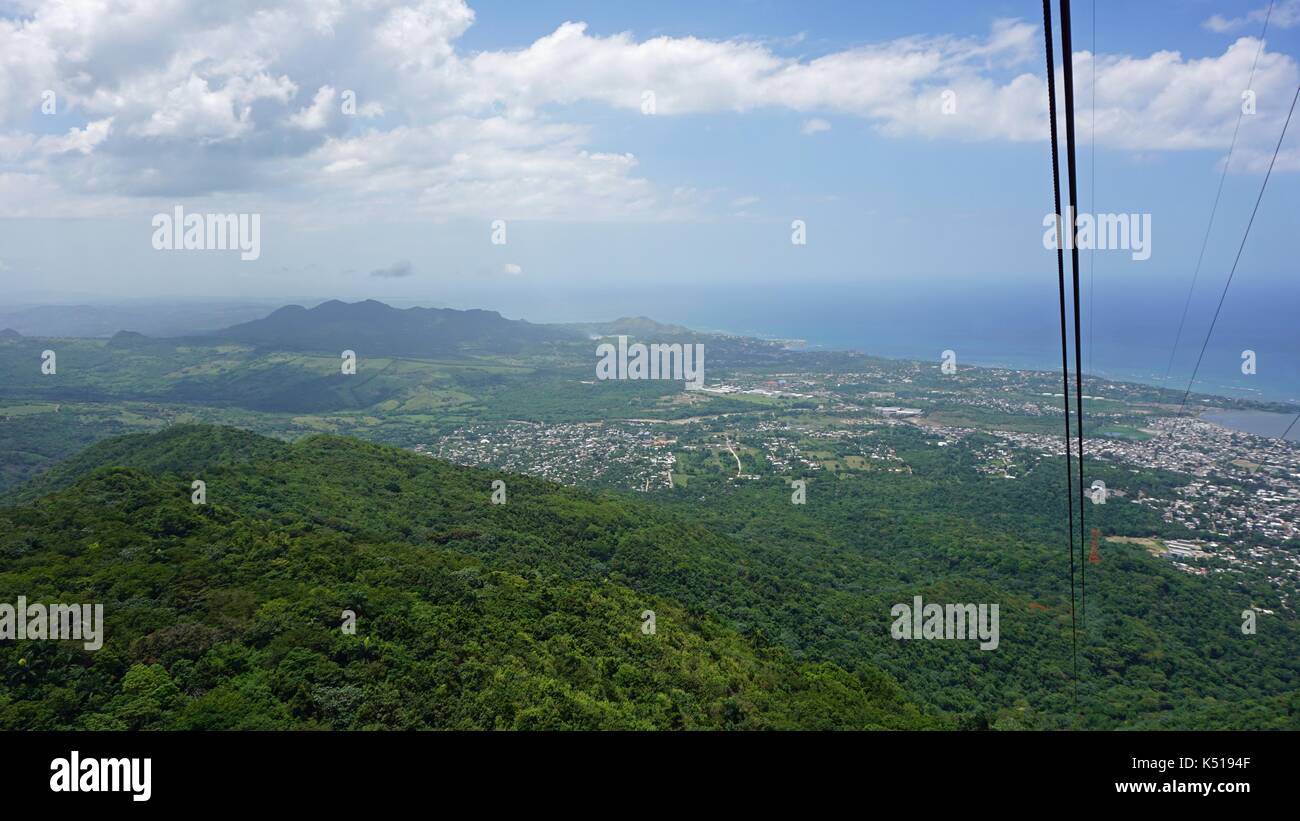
<box><xmin>0</xmin><ymin>0</ymin><xmax>1297</xmax><ymax>330</ymax></box>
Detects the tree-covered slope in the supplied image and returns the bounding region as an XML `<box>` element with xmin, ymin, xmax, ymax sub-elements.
<box><xmin>0</xmin><ymin>427</ymin><xmax>935</xmax><ymax>730</ymax></box>
<box><xmin>4</xmin><ymin>424</ymin><xmax>1296</xmax><ymax>730</ymax></box>
<box><xmin>4</xmin><ymin>424</ymin><xmax>287</xmax><ymax>505</ymax></box>
<box><xmin>653</xmin><ymin>425</ymin><xmax>1300</xmax><ymax>729</ymax></box>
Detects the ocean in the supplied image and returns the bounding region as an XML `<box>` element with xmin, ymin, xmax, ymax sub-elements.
<box><xmin>488</xmin><ymin>277</ymin><xmax>1300</xmax><ymax>440</ymax></box>
<box><xmin>1199</xmin><ymin>410</ymin><xmax>1300</xmax><ymax>441</ymax></box>
<box><xmin>545</xmin><ymin>280</ymin><xmax>1300</xmax><ymax>407</ymax></box>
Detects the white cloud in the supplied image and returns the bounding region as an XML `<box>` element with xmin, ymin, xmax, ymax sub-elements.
<box><xmin>502</xmin><ymin>262</ymin><xmax>522</xmax><ymax>275</ymax></box>
<box><xmin>463</xmin><ymin>18</ymin><xmax>1038</xmax><ymax>118</ymax></box>
<box><xmin>35</xmin><ymin>118</ymin><xmax>113</xmax><ymax>155</ymax></box>
<box><xmin>290</xmin><ymin>85</ymin><xmax>338</xmax><ymax>130</ymax></box>
<box><xmin>1073</xmin><ymin>38</ymin><xmax>1299</xmax><ymax>172</ymax></box>
<box><xmin>801</xmin><ymin>118</ymin><xmax>831</xmax><ymax>135</ymax></box>
<box><xmin>1204</xmin><ymin>0</ymin><xmax>1300</xmax><ymax>33</ymax></box>
<box><xmin>0</xmin><ymin>1</ymin><xmax>1295</xmax><ymax>221</ymax></box>
<box><xmin>133</xmin><ymin>73</ymin><xmax>297</xmax><ymax>141</ymax></box>
<box><xmin>297</xmin><ymin>116</ymin><xmax>664</xmax><ymax>221</ymax></box>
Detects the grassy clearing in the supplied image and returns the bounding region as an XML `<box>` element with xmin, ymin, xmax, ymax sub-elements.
<box><xmin>1106</xmin><ymin>536</ymin><xmax>1166</xmax><ymax>556</ymax></box>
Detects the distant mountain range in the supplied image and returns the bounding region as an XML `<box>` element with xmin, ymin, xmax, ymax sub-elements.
<box><xmin>0</xmin><ymin>301</ymin><xmax>718</xmax><ymax>350</ymax></box>
<box><xmin>208</xmin><ymin>299</ymin><xmax>581</xmax><ymax>357</ymax></box>
<box><xmin>211</xmin><ymin>303</ymin><xmax>725</xmax><ymax>357</ymax></box>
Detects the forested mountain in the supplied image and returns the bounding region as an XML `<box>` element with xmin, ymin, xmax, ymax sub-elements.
<box><xmin>5</xmin><ymin>426</ymin><xmax>286</xmax><ymax>506</ymax></box>
<box><xmin>212</xmin><ymin>300</ymin><xmax>580</xmax><ymax>357</ymax></box>
<box><xmin>0</xmin><ymin>426</ymin><xmax>934</xmax><ymax>730</ymax></box>
<box><xmin>3</xmin><ymin>425</ymin><xmax>1296</xmax><ymax>730</ymax></box>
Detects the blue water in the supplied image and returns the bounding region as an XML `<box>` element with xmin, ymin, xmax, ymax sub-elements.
<box><xmin>506</xmin><ymin>279</ymin><xmax>1300</xmax><ymax>406</ymax></box>
<box><xmin>687</xmin><ymin>284</ymin><xmax>1300</xmax><ymax>406</ymax></box>
<box><xmin>1200</xmin><ymin>410</ymin><xmax>1300</xmax><ymax>441</ymax></box>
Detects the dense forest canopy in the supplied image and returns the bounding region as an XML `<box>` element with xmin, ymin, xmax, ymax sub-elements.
<box><xmin>2</xmin><ymin>425</ymin><xmax>1295</xmax><ymax>729</ymax></box>
<box><xmin>0</xmin><ymin>426</ymin><xmax>934</xmax><ymax>730</ymax></box>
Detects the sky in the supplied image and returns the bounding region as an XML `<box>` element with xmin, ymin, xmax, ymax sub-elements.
<box><xmin>0</xmin><ymin>0</ymin><xmax>1297</xmax><ymax>331</ymax></box>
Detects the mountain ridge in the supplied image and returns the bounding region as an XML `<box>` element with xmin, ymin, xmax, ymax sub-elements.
<box><xmin>210</xmin><ymin>299</ymin><xmax>581</xmax><ymax>357</ymax></box>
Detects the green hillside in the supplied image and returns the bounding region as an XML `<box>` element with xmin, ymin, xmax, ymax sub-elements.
<box><xmin>7</xmin><ymin>425</ymin><xmax>288</xmax><ymax>505</ymax></box>
<box><xmin>3</xmin><ymin>424</ymin><xmax>1297</xmax><ymax>730</ymax></box>
<box><xmin>215</xmin><ymin>300</ymin><xmax>579</xmax><ymax>356</ymax></box>
<box><xmin>0</xmin><ymin>426</ymin><xmax>934</xmax><ymax>730</ymax></box>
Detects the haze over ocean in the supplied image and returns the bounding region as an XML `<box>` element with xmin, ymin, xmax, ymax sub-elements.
<box><xmin>8</xmin><ymin>277</ymin><xmax>1295</xmax><ymax>407</ymax></box>
<box><xmin>386</xmin><ymin>274</ymin><xmax>1299</xmax><ymax>406</ymax></box>
<box><xmin>681</xmin><ymin>282</ymin><xmax>1300</xmax><ymax>405</ymax></box>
